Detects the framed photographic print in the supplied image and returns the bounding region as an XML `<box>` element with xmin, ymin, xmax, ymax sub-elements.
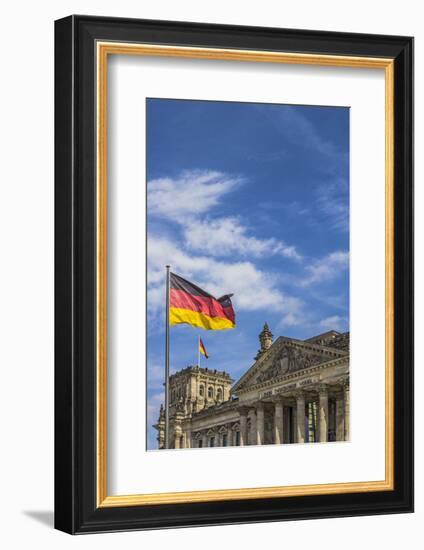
<box><xmin>54</xmin><ymin>15</ymin><xmax>413</xmax><ymax>533</ymax></box>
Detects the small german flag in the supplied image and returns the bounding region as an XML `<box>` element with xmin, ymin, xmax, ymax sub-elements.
<box><xmin>199</xmin><ymin>338</ymin><xmax>209</xmax><ymax>358</ymax></box>
<box><xmin>169</xmin><ymin>272</ymin><xmax>235</xmax><ymax>330</ymax></box>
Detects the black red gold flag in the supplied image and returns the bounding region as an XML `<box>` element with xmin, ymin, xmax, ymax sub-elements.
<box><xmin>169</xmin><ymin>272</ymin><xmax>235</xmax><ymax>330</ymax></box>
<box><xmin>199</xmin><ymin>338</ymin><xmax>209</xmax><ymax>358</ymax></box>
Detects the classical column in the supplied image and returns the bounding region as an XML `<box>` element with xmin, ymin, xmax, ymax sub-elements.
<box><xmin>318</xmin><ymin>384</ymin><xmax>329</xmax><ymax>443</ymax></box>
<box><xmin>256</xmin><ymin>402</ymin><xmax>265</xmax><ymax>445</ymax></box>
<box><xmin>274</xmin><ymin>399</ymin><xmax>284</xmax><ymax>444</ymax></box>
<box><xmin>249</xmin><ymin>408</ymin><xmax>257</xmax><ymax>445</ymax></box>
<box><xmin>343</xmin><ymin>379</ymin><xmax>350</xmax><ymax>441</ymax></box>
<box><xmin>311</xmin><ymin>400</ymin><xmax>320</xmax><ymax>442</ymax></box>
<box><xmin>238</xmin><ymin>407</ymin><xmax>248</xmax><ymax>446</ymax></box>
<box><xmin>227</xmin><ymin>425</ymin><xmax>233</xmax><ymax>446</ymax></box>
<box><xmin>296</xmin><ymin>391</ymin><xmax>305</xmax><ymax>443</ymax></box>
<box><xmin>174</xmin><ymin>432</ymin><xmax>181</xmax><ymax>449</ymax></box>
<box><xmin>292</xmin><ymin>406</ymin><xmax>297</xmax><ymax>443</ymax></box>
<box><xmin>202</xmin><ymin>433</ymin><xmax>208</xmax><ymax>448</ymax></box>
<box><xmin>336</xmin><ymin>392</ymin><xmax>344</xmax><ymax>441</ymax></box>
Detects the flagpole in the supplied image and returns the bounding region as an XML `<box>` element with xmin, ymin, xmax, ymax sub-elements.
<box><xmin>198</xmin><ymin>335</ymin><xmax>201</xmax><ymax>369</ymax></box>
<box><xmin>164</xmin><ymin>265</ymin><xmax>171</xmax><ymax>450</ymax></box>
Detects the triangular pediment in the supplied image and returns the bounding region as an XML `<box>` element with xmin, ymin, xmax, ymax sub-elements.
<box><xmin>232</xmin><ymin>336</ymin><xmax>348</xmax><ymax>394</ymax></box>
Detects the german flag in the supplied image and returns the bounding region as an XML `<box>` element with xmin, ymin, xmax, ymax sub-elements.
<box><xmin>199</xmin><ymin>338</ymin><xmax>209</xmax><ymax>358</ymax></box>
<box><xmin>169</xmin><ymin>272</ymin><xmax>235</xmax><ymax>330</ymax></box>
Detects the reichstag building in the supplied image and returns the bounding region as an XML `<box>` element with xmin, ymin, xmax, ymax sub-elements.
<box><xmin>154</xmin><ymin>323</ymin><xmax>350</xmax><ymax>449</ymax></box>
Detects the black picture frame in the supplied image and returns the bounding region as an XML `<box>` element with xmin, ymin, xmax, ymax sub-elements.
<box><xmin>55</xmin><ymin>15</ymin><xmax>414</xmax><ymax>534</ymax></box>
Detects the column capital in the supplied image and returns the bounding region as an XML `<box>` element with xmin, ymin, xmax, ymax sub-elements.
<box><xmin>317</xmin><ymin>383</ymin><xmax>329</xmax><ymax>396</ymax></box>
<box><xmin>270</xmin><ymin>395</ymin><xmax>285</xmax><ymax>404</ymax></box>
<box><xmin>272</xmin><ymin>398</ymin><xmax>285</xmax><ymax>410</ymax></box>
<box><xmin>237</xmin><ymin>405</ymin><xmax>250</xmax><ymax>415</ymax></box>
<box><xmin>294</xmin><ymin>389</ymin><xmax>305</xmax><ymax>400</ymax></box>
<box><xmin>341</xmin><ymin>378</ymin><xmax>350</xmax><ymax>392</ymax></box>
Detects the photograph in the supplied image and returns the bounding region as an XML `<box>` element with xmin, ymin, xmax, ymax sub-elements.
<box><xmin>146</xmin><ymin>98</ymin><xmax>350</xmax><ymax>450</ymax></box>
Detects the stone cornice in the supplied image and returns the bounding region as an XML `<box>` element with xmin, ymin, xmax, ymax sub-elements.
<box><xmin>196</xmin><ymin>375</ymin><xmax>233</xmax><ymax>384</ymax></box>
<box><xmin>236</xmin><ymin>355</ymin><xmax>348</xmax><ymax>395</ymax></box>
<box><xmin>170</xmin><ymin>365</ymin><xmax>233</xmax><ymax>383</ymax></box>
<box><xmin>190</xmin><ymin>398</ymin><xmax>239</xmax><ymax>420</ymax></box>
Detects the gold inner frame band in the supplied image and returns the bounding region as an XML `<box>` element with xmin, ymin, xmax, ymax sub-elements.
<box><xmin>96</xmin><ymin>42</ymin><xmax>395</xmax><ymax>508</ymax></box>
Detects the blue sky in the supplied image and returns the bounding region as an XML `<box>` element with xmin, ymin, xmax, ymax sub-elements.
<box><xmin>146</xmin><ymin>98</ymin><xmax>349</xmax><ymax>450</ymax></box>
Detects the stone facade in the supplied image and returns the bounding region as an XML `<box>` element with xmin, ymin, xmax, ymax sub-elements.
<box><xmin>154</xmin><ymin>324</ymin><xmax>350</xmax><ymax>449</ymax></box>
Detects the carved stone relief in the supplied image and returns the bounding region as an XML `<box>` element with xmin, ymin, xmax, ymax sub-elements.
<box><xmin>255</xmin><ymin>345</ymin><xmax>324</xmax><ymax>384</ymax></box>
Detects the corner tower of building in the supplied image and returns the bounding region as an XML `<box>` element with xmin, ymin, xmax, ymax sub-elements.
<box><xmin>255</xmin><ymin>322</ymin><xmax>274</xmax><ymax>360</ymax></box>
<box><xmin>169</xmin><ymin>366</ymin><xmax>233</xmax><ymax>417</ymax></box>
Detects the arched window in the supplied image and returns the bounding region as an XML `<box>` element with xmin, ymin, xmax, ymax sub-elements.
<box><xmin>216</xmin><ymin>388</ymin><xmax>222</xmax><ymax>401</ymax></box>
<box><xmin>208</xmin><ymin>386</ymin><xmax>213</xmax><ymax>399</ymax></box>
<box><xmin>199</xmin><ymin>384</ymin><xmax>204</xmax><ymax>397</ymax></box>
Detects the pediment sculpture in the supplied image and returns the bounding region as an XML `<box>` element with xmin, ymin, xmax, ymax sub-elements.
<box><xmin>255</xmin><ymin>345</ymin><xmax>324</xmax><ymax>384</ymax></box>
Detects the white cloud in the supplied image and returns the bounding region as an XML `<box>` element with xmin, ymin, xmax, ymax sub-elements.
<box><xmin>147</xmin><ymin>390</ymin><xmax>164</xmax><ymax>420</ymax></box>
<box><xmin>183</xmin><ymin>217</ymin><xmax>302</xmax><ymax>260</ymax></box>
<box><xmin>147</xmin><ymin>362</ymin><xmax>165</xmax><ymax>391</ymax></box>
<box><xmin>319</xmin><ymin>315</ymin><xmax>347</xmax><ymax>331</ymax></box>
<box><xmin>148</xmin><ymin>170</ymin><xmax>241</xmax><ymax>219</ymax></box>
<box><xmin>278</xmin><ymin>296</ymin><xmax>308</xmax><ymax>328</ymax></box>
<box><xmin>300</xmin><ymin>251</ymin><xmax>349</xmax><ymax>287</ymax></box>
<box><xmin>147</xmin><ymin>235</ymin><xmax>302</xmax><ymax>318</ymax></box>
<box><xmin>148</xmin><ymin>170</ymin><xmax>301</xmax><ymax>263</ymax></box>
<box><xmin>257</xmin><ymin>106</ymin><xmax>349</xmax><ymax>233</ymax></box>
<box><xmin>316</xmin><ymin>177</ymin><xmax>349</xmax><ymax>232</ymax></box>
<box><xmin>258</xmin><ymin>104</ymin><xmax>337</xmax><ymax>158</ymax></box>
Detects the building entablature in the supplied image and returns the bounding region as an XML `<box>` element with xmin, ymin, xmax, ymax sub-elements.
<box><xmin>236</xmin><ymin>355</ymin><xmax>349</xmax><ymax>399</ymax></box>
